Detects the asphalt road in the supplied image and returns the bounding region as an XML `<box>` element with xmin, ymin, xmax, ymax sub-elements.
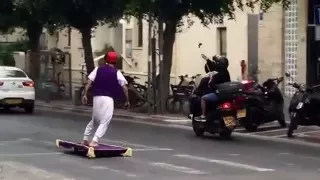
<box><xmin>1</xmin><ymin>109</ymin><xmax>320</xmax><ymax>180</ymax></box>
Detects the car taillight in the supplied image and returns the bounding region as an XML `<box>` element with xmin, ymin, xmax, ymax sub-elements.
<box><xmin>221</xmin><ymin>102</ymin><xmax>231</xmax><ymax>109</ymax></box>
<box><xmin>0</xmin><ymin>81</ymin><xmax>3</xmax><ymax>86</ymax></box>
<box><xmin>23</xmin><ymin>81</ymin><xmax>34</xmax><ymax>87</ymax></box>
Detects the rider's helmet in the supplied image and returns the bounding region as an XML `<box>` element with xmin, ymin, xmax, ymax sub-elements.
<box><xmin>215</xmin><ymin>56</ymin><xmax>229</xmax><ymax>69</ymax></box>
<box><xmin>105</xmin><ymin>51</ymin><xmax>117</xmax><ymax>64</ymax></box>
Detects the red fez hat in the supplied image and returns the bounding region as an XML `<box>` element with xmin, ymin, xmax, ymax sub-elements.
<box><xmin>106</xmin><ymin>51</ymin><xmax>117</xmax><ymax>63</ymax></box>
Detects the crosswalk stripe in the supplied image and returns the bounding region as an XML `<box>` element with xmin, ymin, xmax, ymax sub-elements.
<box><xmin>173</xmin><ymin>154</ymin><xmax>275</xmax><ymax>172</ymax></box>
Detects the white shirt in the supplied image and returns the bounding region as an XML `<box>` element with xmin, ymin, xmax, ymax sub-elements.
<box><xmin>88</xmin><ymin>67</ymin><xmax>128</xmax><ymax>87</ymax></box>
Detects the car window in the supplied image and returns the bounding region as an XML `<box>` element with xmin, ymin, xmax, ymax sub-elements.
<box><xmin>0</xmin><ymin>70</ymin><xmax>27</xmax><ymax>78</ymax></box>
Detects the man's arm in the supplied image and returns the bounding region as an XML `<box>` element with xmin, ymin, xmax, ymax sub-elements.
<box><xmin>83</xmin><ymin>80</ymin><xmax>93</xmax><ymax>97</ymax></box>
<box><xmin>116</xmin><ymin>71</ymin><xmax>129</xmax><ymax>102</ymax></box>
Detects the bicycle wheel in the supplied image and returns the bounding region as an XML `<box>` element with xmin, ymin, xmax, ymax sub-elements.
<box><xmin>166</xmin><ymin>96</ymin><xmax>181</xmax><ymax>114</ymax></box>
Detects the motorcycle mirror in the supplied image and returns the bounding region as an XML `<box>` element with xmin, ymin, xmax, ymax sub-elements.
<box><xmin>285</xmin><ymin>72</ymin><xmax>290</xmax><ymax>77</ymax></box>
<box><xmin>198</xmin><ymin>43</ymin><xmax>202</xmax><ymax>48</ymax></box>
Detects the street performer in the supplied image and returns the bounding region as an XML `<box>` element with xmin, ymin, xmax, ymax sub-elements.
<box><xmin>81</xmin><ymin>52</ymin><xmax>129</xmax><ymax>147</ymax></box>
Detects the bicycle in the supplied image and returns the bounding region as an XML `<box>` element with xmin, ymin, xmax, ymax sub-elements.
<box><xmin>115</xmin><ymin>74</ymin><xmax>149</xmax><ymax>108</ymax></box>
<box><xmin>78</xmin><ymin>63</ymin><xmax>93</xmax><ymax>106</ymax></box>
<box><xmin>165</xmin><ymin>75</ymin><xmax>195</xmax><ymax>115</ymax></box>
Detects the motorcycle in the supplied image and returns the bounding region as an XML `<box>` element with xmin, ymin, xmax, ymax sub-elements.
<box><xmin>191</xmin><ymin>80</ymin><xmax>247</xmax><ymax>138</ymax></box>
<box><xmin>239</xmin><ymin>77</ymin><xmax>286</xmax><ymax>132</ymax></box>
<box><xmin>286</xmin><ymin>72</ymin><xmax>320</xmax><ymax>137</ymax></box>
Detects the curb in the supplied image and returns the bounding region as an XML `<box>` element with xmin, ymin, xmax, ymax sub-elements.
<box><xmin>35</xmin><ymin>102</ymin><xmax>191</xmax><ymax>125</ymax></box>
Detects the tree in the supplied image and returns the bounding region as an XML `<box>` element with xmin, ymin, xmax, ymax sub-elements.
<box><xmin>0</xmin><ymin>0</ymin><xmax>63</xmax><ymax>80</ymax></box>
<box><xmin>0</xmin><ymin>0</ymin><xmax>15</xmax><ymax>32</ymax></box>
<box><xmin>126</xmin><ymin>0</ymin><xmax>290</xmax><ymax>112</ymax></box>
<box><xmin>51</xmin><ymin>0</ymin><xmax>128</xmax><ymax>74</ymax></box>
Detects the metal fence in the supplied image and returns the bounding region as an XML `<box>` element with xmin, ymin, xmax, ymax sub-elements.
<box><xmin>26</xmin><ymin>51</ymin><xmax>72</xmax><ymax>102</ymax></box>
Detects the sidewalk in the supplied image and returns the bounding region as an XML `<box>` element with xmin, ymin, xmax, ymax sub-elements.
<box><xmin>35</xmin><ymin>100</ymin><xmax>191</xmax><ymax>125</ymax></box>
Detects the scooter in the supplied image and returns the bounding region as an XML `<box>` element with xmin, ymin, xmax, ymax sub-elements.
<box><xmin>240</xmin><ymin>77</ymin><xmax>286</xmax><ymax>132</ymax></box>
<box><xmin>286</xmin><ymin>72</ymin><xmax>320</xmax><ymax>137</ymax></box>
<box><xmin>191</xmin><ymin>80</ymin><xmax>247</xmax><ymax>138</ymax></box>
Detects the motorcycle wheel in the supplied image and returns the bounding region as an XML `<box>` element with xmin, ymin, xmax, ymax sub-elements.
<box><xmin>192</xmin><ymin>120</ymin><xmax>205</xmax><ymax>137</ymax></box>
<box><xmin>219</xmin><ymin>130</ymin><xmax>232</xmax><ymax>139</ymax></box>
<box><xmin>242</xmin><ymin>107</ymin><xmax>258</xmax><ymax>132</ymax></box>
<box><xmin>287</xmin><ymin>112</ymin><xmax>299</xmax><ymax>138</ymax></box>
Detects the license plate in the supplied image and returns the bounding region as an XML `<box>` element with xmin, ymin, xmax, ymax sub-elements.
<box><xmin>237</xmin><ymin>109</ymin><xmax>247</xmax><ymax>118</ymax></box>
<box><xmin>5</xmin><ymin>99</ymin><xmax>22</xmax><ymax>104</ymax></box>
<box><xmin>223</xmin><ymin>116</ymin><xmax>236</xmax><ymax>127</ymax></box>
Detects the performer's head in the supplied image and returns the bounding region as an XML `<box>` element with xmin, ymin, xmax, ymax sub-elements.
<box><xmin>105</xmin><ymin>51</ymin><xmax>117</xmax><ymax>65</ymax></box>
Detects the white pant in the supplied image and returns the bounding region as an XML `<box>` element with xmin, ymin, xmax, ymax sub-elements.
<box><xmin>83</xmin><ymin>96</ymin><xmax>114</xmax><ymax>143</ymax></box>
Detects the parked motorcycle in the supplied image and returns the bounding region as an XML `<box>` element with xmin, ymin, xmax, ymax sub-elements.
<box><xmin>239</xmin><ymin>77</ymin><xmax>286</xmax><ymax>132</ymax></box>
<box><xmin>192</xmin><ymin>81</ymin><xmax>247</xmax><ymax>138</ymax></box>
<box><xmin>286</xmin><ymin>72</ymin><xmax>320</xmax><ymax>137</ymax></box>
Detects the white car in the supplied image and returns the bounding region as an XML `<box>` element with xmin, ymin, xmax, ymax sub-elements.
<box><xmin>0</xmin><ymin>66</ymin><xmax>35</xmax><ymax>113</ymax></box>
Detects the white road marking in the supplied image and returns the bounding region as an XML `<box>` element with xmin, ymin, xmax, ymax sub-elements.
<box><xmin>0</xmin><ymin>138</ymin><xmax>32</xmax><ymax>146</ymax></box>
<box><xmin>133</xmin><ymin>148</ymin><xmax>173</xmax><ymax>151</ymax></box>
<box><xmin>102</xmin><ymin>139</ymin><xmax>173</xmax><ymax>150</ymax></box>
<box><xmin>278</xmin><ymin>152</ymin><xmax>291</xmax><ymax>155</ymax></box>
<box><xmin>150</xmin><ymin>162</ymin><xmax>206</xmax><ymax>174</ymax></box>
<box><xmin>90</xmin><ymin>166</ymin><xmax>137</xmax><ymax>177</ymax></box>
<box><xmin>228</xmin><ymin>154</ymin><xmax>240</xmax><ymax>156</ymax></box>
<box><xmin>248</xmin><ymin>128</ymin><xmax>286</xmax><ymax>134</ymax></box>
<box><xmin>163</xmin><ymin>119</ymin><xmax>191</xmax><ymax>123</ymax></box>
<box><xmin>271</xmin><ymin>129</ymin><xmax>320</xmax><ymax>137</ymax></box>
<box><xmin>173</xmin><ymin>154</ymin><xmax>275</xmax><ymax>172</ymax></box>
<box><xmin>285</xmin><ymin>163</ymin><xmax>295</xmax><ymax>166</ymax></box>
<box><xmin>0</xmin><ymin>152</ymin><xmax>63</xmax><ymax>157</ymax></box>
<box><xmin>236</xmin><ymin>124</ymin><xmax>279</xmax><ymax>132</ymax></box>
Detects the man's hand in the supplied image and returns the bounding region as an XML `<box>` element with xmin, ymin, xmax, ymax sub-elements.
<box><xmin>201</xmin><ymin>54</ymin><xmax>208</xmax><ymax>60</ymax></box>
<box><xmin>82</xmin><ymin>95</ymin><xmax>88</xmax><ymax>105</ymax></box>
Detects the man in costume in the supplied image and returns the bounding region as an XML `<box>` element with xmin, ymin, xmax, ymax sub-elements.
<box><xmin>81</xmin><ymin>52</ymin><xmax>129</xmax><ymax>147</ymax></box>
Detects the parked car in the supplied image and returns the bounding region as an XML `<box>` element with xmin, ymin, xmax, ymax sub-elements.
<box><xmin>0</xmin><ymin>66</ymin><xmax>35</xmax><ymax>113</ymax></box>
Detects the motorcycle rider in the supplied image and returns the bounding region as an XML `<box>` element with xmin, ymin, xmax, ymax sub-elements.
<box><xmin>193</xmin><ymin>56</ymin><xmax>231</xmax><ymax>121</ymax></box>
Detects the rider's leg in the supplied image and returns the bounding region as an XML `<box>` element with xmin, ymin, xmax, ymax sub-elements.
<box><xmin>195</xmin><ymin>93</ymin><xmax>218</xmax><ymax>120</ymax></box>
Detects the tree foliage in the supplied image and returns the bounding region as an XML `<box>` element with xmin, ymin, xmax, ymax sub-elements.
<box><xmin>50</xmin><ymin>0</ymin><xmax>128</xmax><ymax>74</ymax></box>
<box><xmin>0</xmin><ymin>0</ymin><xmax>15</xmax><ymax>32</ymax></box>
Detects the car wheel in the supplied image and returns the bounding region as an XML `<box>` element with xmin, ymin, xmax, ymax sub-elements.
<box><xmin>24</xmin><ymin>106</ymin><xmax>34</xmax><ymax>114</ymax></box>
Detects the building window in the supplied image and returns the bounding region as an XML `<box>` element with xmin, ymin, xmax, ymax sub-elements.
<box><xmin>125</xmin><ymin>29</ymin><xmax>132</xmax><ymax>58</ymax></box>
<box><xmin>137</xmin><ymin>18</ymin><xmax>143</xmax><ymax>47</ymax></box>
<box><xmin>217</xmin><ymin>27</ymin><xmax>227</xmax><ymax>56</ymax></box>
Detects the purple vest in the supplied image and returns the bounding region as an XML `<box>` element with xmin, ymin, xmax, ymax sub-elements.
<box><xmin>91</xmin><ymin>65</ymin><xmax>124</xmax><ymax>100</ymax></box>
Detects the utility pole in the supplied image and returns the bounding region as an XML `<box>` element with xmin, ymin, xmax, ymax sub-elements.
<box><xmin>151</xmin><ymin>34</ymin><xmax>157</xmax><ymax>114</ymax></box>
<box><xmin>147</xmin><ymin>15</ymin><xmax>152</xmax><ymax>115</ymax></box>
<box><xmin>158</xmin><ymin>19</ymin><xmax>164</xmax><ymax>114</ymax></box>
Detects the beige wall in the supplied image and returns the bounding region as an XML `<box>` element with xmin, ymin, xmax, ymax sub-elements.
<box><xmin>257</xmin><ymin>4</ymin><xmax>284</xmax><ymax>83</ymax></box>
<box><xmin>296</xmin><ymin>0</ymin><xmax>308</xmax><ymax>83</ymax></box>
<box><xmin>123</xmin><ymin>8</ymin><xmax>260</xmax><ymax>85</ymax></box>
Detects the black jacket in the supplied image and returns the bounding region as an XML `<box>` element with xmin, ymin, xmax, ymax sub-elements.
<box><xmin>194</xmin><ymin>69</ymin><xmax>231</xmax><ymax>96</ymax></box>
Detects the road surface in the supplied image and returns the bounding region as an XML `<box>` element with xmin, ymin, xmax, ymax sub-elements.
<box><xmin>0</xmin><ymin>109</ymin><xmax>320</xmax><ymax>180</ymax></box>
